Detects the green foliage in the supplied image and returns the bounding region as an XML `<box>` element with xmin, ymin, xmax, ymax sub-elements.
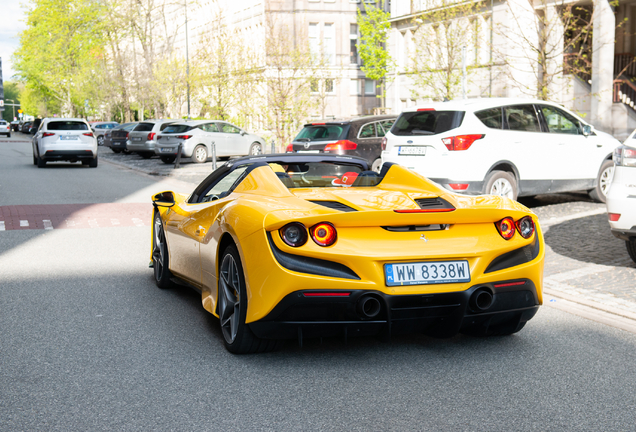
<box><xmin>357</xmin><ymin>2</ymin><xmax>393</xmax><ymax>82</ymax></box>
<box><xmin>13</xmin><ymin>0</ymin><xmax>106</xmax><ymax>117</ymax></box>
<box><xmin>1</xmin><ymin>81</ymin><xmax>22</xmax><ymax>122</ymax></box>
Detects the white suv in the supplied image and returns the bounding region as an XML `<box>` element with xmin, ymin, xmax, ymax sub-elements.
<box><xmin>606</xmin><ymin>133</ymin><xmax>636</xmax><ymax>263</ymax></box>
<box><xmin>381</xmin><ymin>98</ymin><xmax>620</xmax><ymax>202</ymax></box>
<box><xmin>32</xmin><ymin>118</ymin><xmax>98</xmax><ymax>168</ymax></box>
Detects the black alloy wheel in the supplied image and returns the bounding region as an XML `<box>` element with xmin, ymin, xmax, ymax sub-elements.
<box><xmin>97</xmin><ymin>135</ymin><xmax>104</xmax><ymax>146</ymax></box>
<box><xmin>152</xmin><ymin>212</ymin><xmax>175</xmax><ymax>289</ymax></box>
<box><xmin>217</xmin><ymin>245</ymin><xmax>282</xmax><ymax>354</ymax></box>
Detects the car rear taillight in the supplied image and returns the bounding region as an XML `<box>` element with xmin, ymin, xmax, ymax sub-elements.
<box><xmin>515</xmin><ymin>216</ymin><xmax>535</xmax><ymax>239</ymax></box>
<box><xmin>448</xmin><ymin>183</ymin><xmax>469</xmax><ymax>191</ymax></box>
<box><xmin>126</xmin><ymin>132</ymin><xmax>130</xmax><ymax>139</ymax></box>
<box><xmin>381</xmin><ymin>136</ymin><xmax>387</xmax><ymax>151</ymax></box>
<box><xmin>279</xmin><ymin>222</ymin><xmax>308</xmax><ymax>247</ymax></box>
<box><xmin>83</xmin><ymin>132</ymin><xmax>94</xmax><ymax>137</ymax></box>
<box><xmin>417</xmin><ymin>108</ymin><xmax>435</xmax><ymax>111</ymax></box>
<box><xmin>310</xmin><ymin>222</ymin><xmax>337</xmax><ymax>246</ymax></box>
<box><xmin>609</xmin><ymin>213</ymin><xmax>621</xmax><ymax>222</ymax></box>
<box><xmin>147</xmin><ymin>132</ymin><xmax>156</xmax><ymax>141</ymax></box>
<box><xmin>176</xmin><ymin>135</ymin><xmax>192</xmax><ymax>140</ymax></box>
<box><xmin>496</xmin><ymin>217</ymin><xmax>516</xmax><ymax>240</ymax></box>
<box><xmin>42</xmin><ymin>132</ymin><xmax>55</xmax><ymax>137</ymax></box>
<box><xmin>324</xmin><ymin>140</ymin><xmax>357</xmax><ymax>151</ymax></box>
<box><xmin>614</xmin><ymin>146</ymin><xmax>636</xmax><ymax>167</ymax></box>
<box><xmin>442</xmin><ymin>134</ymin><xmax>484</xmax><ymax>151</ymax></box>
<box><xmin>286</xmin><ymin>144</ymin><xmax>294</xmax><ymax>152</ymax></box>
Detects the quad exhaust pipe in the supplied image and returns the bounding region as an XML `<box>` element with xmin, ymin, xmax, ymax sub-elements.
<box><xmin>357</xmin><ymin>295</ymin><xmax>381</xmax><ymax>319</ymax></box>
<box><xmin>470</xmin><ymin>287</ymin><xmax>494</xmax><ymax>311</ymax></box>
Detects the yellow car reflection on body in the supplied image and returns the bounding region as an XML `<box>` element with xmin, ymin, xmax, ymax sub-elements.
<box><xmin>151</xmin><ymin>154</ymin><xmax>544</xmax><ymax>354</ymax></box>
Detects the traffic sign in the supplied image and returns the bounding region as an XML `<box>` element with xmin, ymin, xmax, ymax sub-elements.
<box><xmin>17</xmin><ymin>109</ymin><xmax>22</xmax><ymax>113</ymax></box>
<box><xmin>0</xmin><ymin>100</ymin><xmax>4</xmax><ymax>107</ymax></box>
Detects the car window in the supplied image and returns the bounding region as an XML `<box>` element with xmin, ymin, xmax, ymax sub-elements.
<box><xmin>124</xmin><ymin>123</ymin><xmax>138</xmax><ymax>131</ymax></box>
<box><xmin>540</xmin><ymin>105</ymin><xmax>582</xmax><ymax>135</ymax></box>
<box><xmin>504</xmin><ymin>105</ymin><xmax>541</xmax><ymax>132</ymax></box>
<box><xmin>202</xmin><ymin>166</ymin><xmax>249</xmax><ymax>201</ymax></box>
<box><xmin>219</xmin><ymin>123</ymin><xmax>240</xmax><ymax>134</ymax></box>
<box><xmin>159</xmin><ymin>122</ymin><xmax>176</xmax><ymax>131</ymax></box>
<box><xmin>271</xmin><ymin>161</ymin><xmax>382</xmax><ymax>188</ymax></box>
<box><xmin>163</xmin><ymin>124</ymin><xmax>193</xmax><ymax>134</ymax></box>
<box><xmin>391</xmin><ymin>111</ymin><xmax>464</xmax><ymax>136</ymax></box>
<box><xmin>377</xmin><ymin>120</ymin><xmax>395</xmax><ymax>136</ymax></box>
<box><xmin>358</xmin><ymin>123</ymin><xmax>376</xmax><ymax>138</ymax></box>
<box><xmin>134</xmin><ymin>122</ymin><xmax>154</xmax><ymax>132</ymax></box>
<box><xmin>294</xmin><ymin>125</ymin><xmax>349</xmax><ymax>142</ymax></box>
<box><xmin>475</xmin><ymin>107</ymin><xmax>503</xmax><ymax>129</ymax></box>
<box><xmin>201</xmin><ymin>123</ymin><xmax>220</xmax><ymax>132</ymax></box>
<box><xmin>47</xmin><ymin>121</ymin><xmax>89</xmax><ymax>131</ymax></box>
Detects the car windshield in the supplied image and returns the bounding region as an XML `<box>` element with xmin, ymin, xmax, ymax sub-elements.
<box><xmin>391</xmin><ymin>111</ymin><xmax>464</xmax><ymax>136</ymax></box>
<box><xmin>294</xmin><ymin>125</ymin><xmax>349</xmax><ymax>142</ymax></box>
<box><xmin>47</xmin><ymin>121</ymin><xmax>89</xmax><ymax>131</ymax></box>
<box><xmin>268</xmin><ymin>162</ymin><xmax>381</xmax><ymax>188</ymax></box>
<box><xmin>162</xmin><ymin>124</ymin><xmax>194</xmax><ymax>134</ymax></box>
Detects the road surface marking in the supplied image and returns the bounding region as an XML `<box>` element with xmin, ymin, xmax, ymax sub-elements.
<box><xmin>111</xmin><ymin>218</ymin><xmax>120</xmax><ymax>226</ymax></box>
<box><xmin>132</xmin><ymin>218</ymin><xmax>144</xmax><ymax>227</ymax></box>
<box><xmin>0</xmin><ymin>221</ymin><xmax>4</xmax><ymax>231</ymax></box>
<box><xmin>20</xmin><ymin>220</ymin><xmax>29</xmax><ymax>227</ymax></box>
<box><xmin>43</xmin><ymin>220</ymin><xmax>53</xmax><ymax>230</ymax></box>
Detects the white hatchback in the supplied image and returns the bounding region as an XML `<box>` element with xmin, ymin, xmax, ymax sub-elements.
<box><xmin>381</xmin><ymin>98</ymin><xmax>620</xmax><ymax>202</ymax></box>
<box><xmin>32</xmin><ymin>118</ymin><xmax>98</xmax><ymax>168</ymax></box>
<box><xmin>606</xmin><ymin>134</ymin><xmax>636</xmax><ymax>263</ymax></box>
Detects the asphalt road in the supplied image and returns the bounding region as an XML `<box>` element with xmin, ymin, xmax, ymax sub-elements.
<box><xmin>2</xmin><ymin>136</ymin><xmax>636</xmax><ymax>431</ymax></box>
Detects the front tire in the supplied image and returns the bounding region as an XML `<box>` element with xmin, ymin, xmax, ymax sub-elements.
<box><xmin>152</xmin><ymin>212</ymin><xmax>175</xmax><ymax>289</ymax></box>
<box><xmin>589</xmin><ymin>159</ymin><xmax>614</xmax><ymax>203</ymax></box>
<box><xmin>218</xmin><ymin>245</ymin><xmax>281</xmax><ymax>354</ymax></box>
<box><xmin>191</xmin><ymin>144</ymin><xmax>208</xmax><ymax>163</ymax></box>
<box><xmin>484</xmin><ymin>170</ymin><xmax>518</xmax><ymax>200</ymax></box>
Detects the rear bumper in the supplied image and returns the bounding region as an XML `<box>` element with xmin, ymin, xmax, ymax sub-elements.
<box><xmin>107</xmin><ymin>139</ymin><xmax>128</xmax><ymax>149</ymax></box>
<box><xmin>42</xmin><ymin>150</ymin><xmax>96</xmax><ymax>161</ymax></box>
<box><xmin>127</xmin><ymin>141</ymin><xmax>155</xmax><ymax>152</ymax></box>
<box><xmin>249</xmin><ymin>281</ymin><xmax>540</xmax><ymax>339</ymax></box>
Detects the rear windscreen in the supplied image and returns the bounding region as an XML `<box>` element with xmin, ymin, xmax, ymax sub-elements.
<box><xmin>162</xmin><ymin>125</ymin><xmax>193</xmax><ymax>134</ymax></box>
<box><xmin>268</xmin><ymin>162</ymin><xmax>382</xmax><ymax>188</ymax></box>
<box><xmin>391</xmin><ymin>111</ymin><xmax>464</xmax><ymax>136</ymax></box>
<box><xmin>294</xmin><ymin>125</ymin><xmax>350</xmax><ymax>142</ymax></box>
<box><xmin>47</xmin><ymin>121</ymin><xmax>89</xmax><ymax>131</ymax></box>
<box><xmin>134</xmin><ymin>123</ymin><xmax>154</xmax><ymax>132</ymax></box>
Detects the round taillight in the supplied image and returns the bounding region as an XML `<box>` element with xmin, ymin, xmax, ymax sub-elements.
<box><xmin>496</xmin><ymin>217</ymin><xmax>516</xmax><ymax>240</ymax></box>
<box><xmin>310</xmin><ymin>222</ymin><xmax>337</xmax><ymax>247</ymax></box>
<box><xmin>280</xmin><ymin>222</ymin><xmax>307</xmax><ymax>247</ymax></box>
<box><xmin>516</xmin><ymin>216</ymin><xmax>535</xmax><ymax>239</ymax></box>
<box><xmin>286</xmin><ymin>144</ymin><xmax>293</xmax><ymax>152</ymax></box>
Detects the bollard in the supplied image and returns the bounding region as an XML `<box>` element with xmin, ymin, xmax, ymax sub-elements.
<box><xmin>212</xmin><ymin>141</ymin><xmax>217</xmax><ymax>171</ymax></box>
<box><xmin>270</xmin><ymin>139</ymin><xmax>275</xmax><ymax>154</ymax></box>
<box><xmin>174</xmin><ymin>143</ymin><xmax>183</xmax><ymax>169</ymax></box>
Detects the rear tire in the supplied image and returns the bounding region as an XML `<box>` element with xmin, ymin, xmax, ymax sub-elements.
<box><xmin>218</xmin><ymin>245</ymin><xmax>282</xmax><ymax>354</ymax></box>
<box><xmin>152</xmin><ymin>212</ymin><xmax>175</xmax><ymax>289</ymax></box>
<box><xmin>111</xmin><ymin>148</ymin><xmax>122</xmax><ymax>154</ymax></box>
<box><xmin>37</xmin><ymin>156</ymin><xmax>46</xmax><ymax>168</ymax></box>
<box><xmin>33</xmin><ymin>154</ymin><xmax>37</xmax><ymax>165</ymax></box>
<box><xmin>160</xmin><ymin>155</ymin><xmax>176</xmax><ymax>164</ymax></box>
<box><xmin>191</xmin><ymin>144</ymin><xmax>208</xmax><ymax>163</ymax></box>
<box><xmin>249</xmin><ymin>142</ymin><xmax>263</xmax><ymax>155</ymax></box>
<box><xmin>88</xmin><ymin>156</ymin><xmax>98</xmax><ymax>168</ymax></box>
<box><xmin>627</xmin><ymin>239</ymin><xmax>636</xmax><ymax>264</ymax></box>
<box><xmin>139</xmin><ymin>152</ymin><xmax>153</xmax><ymax>159</ymax></box>
<box><xmin>589</xmin><ymin>159</ymin><xmax>614</xmax><ymax>203</ymax></box>
<box><xmin>484</xmin><ymin>170</ymin><xmax>518</xmax><ymax>200</ymax></box>
<box><xmin>97</xmin><ymin>136</ymin><xmax>104</xmax><ymax>146</ymax></box>
<box><xmin>371</xmin><ymin>158</ymin><xmax>382</xmax><ymax>173</ymax></box>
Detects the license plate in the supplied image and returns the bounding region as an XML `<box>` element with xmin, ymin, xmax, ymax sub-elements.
<box><xmin>297</xmin><ymin>150</ymin><xmax>320</xmax><ymax>153</ymax></box>
<box><xmin>161</xmin><ymin>148</ymin><xmax>173</xmax><ymax>152</ymax></box>
<box><xmin>133</xmin><ymin>137</ymin><xmax>142</xmax><ymax>141</ymax></box>
<box><xmin>398</xmin><ymin>146</ymin><xmax>426</xmax><ymax>155</ymax></box>
<box><xmin>385</xmin><ymin>260</ymin><xmax>470</xmax><ymax>286</ymax></box>
<box><xmin>60</xmin><ymin>135</ymin><xmax>78</xmax><ymax>140</ymax></box>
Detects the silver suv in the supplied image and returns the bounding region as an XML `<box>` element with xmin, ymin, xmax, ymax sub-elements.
<box><xmin>126</xmin><ymin>119</ymin><xmax>179</xmax><ymax>158</ymax></box>
<box><xmin>32</xmin><ymin>118</ymin><xmax>98</xmax><ymax>168</ymax></box>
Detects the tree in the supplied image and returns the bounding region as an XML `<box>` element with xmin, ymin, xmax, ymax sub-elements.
<box><xmin>409</xmin><ymin>0</ymin><xmax>486</xmax><ymax>101</ymax></box>
<box><xmin>1</xmin><ymin>81</ymin><xmax>23</xmax><ymax>122</ymax></box>
<box><xmin>357</xmin><ymin>1</ymin><xmax>393</xmax><ymax>108</ymax></box>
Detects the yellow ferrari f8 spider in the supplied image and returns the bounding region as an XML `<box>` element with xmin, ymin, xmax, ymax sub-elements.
<box><xmin>151</xmin><ymin>154</ymin><xmax>544</xmax><ymax>354</ymax></box>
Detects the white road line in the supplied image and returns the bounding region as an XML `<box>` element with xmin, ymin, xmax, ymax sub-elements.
<box><xmin>0</xmin><ymin>221</ymin><xmax>4</xmax><ymax>231</ymax></box>
<box><xmin>20</xmin><ymin>220</ymin><xmax>29</xmax><ymax>227</ymax></box>
<box><xmin>132</xmin><ymin>218</ymin><xmax>144</xmax><ymax>227</ymax></box>
<box><xmin>111</xmin><ymin>218</ymin><xmax>120</xmax><ymax>226</ymax></box>
<box><xmin>43</xmin><ymin>220</ymin><xmax>53</xmax><ymax>230</ymax></box>
<box><xmin>88</xmin><ymin>218</ymin><xmax>99</xmax><ymax>228</ymax></box>
<box><xmin>66</xmin><ymin>219</ymin><xmax>76</xmax><ymax>227</ymax></box>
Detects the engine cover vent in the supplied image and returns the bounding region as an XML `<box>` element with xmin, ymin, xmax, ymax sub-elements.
<box><xmin>309</xmin><ymin>200</ymin><xmax>358</xmax><ymax>212</ymax></box>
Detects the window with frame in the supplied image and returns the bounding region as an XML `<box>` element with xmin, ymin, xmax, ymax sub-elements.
<box><xmin>540</xmin><ymin>105</ymin><xmax>582</xmax><ymax>135</ymax></box>
<box><xmin>201</xmin><ymin>123</ymin><xmax>220</xmax><ymax>133</ymax></box>
<box><xmin>324</xmin><ymin>23</ymin><xmax>335</xmax><ymax>65</ymax></box>
<box><xmin>309</xmin><ymin>23</ymin><xmax>320</xmax><ymax>61</ymax></box>
<box><xmin>220</xmin><ymin>123</ymin><xmax>240</xmax><ymax>134</ymax></box>
<box><xmin>325</xmin><ymin>79</ymin><xmax>334</xmax><ymax>93</ymax></box>
<box><xmin>202</xmin><ymin>166</ymin><xmax>249</xmax><ymax>202</ymax></box>
<box><xmin>350</xmin><ymin>79</ymin><xmax>361</xmax><ymax>95</ymax></box>
<box><xmin>475</xmin><ymin>107</ymin><xmax>503</xmax><ymax>129</ymax></box>
<box><xmin>350</xmin><ymin>24</ymin><xmax>358</xmax><ymax>64</ymax></box>
<box><xmin>504</xmin><ymin>105</ymin><xmax>541</xmax><ymax>132</ymax></box>
<box><xmin>365</xmin><ymin>79</ymin><xmax>375</xmax><ymax>95</ymax></box>
<box><xmin>358</xmin><ymin>123</ymin><xmax>377</xmax><ymax>138</ymax></box>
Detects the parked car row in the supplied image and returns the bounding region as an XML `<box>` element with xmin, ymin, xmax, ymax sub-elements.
<box><xmin>103</xmin><ymin>119</ymin><xmax>267</xmax><ymax>163</ymax></box>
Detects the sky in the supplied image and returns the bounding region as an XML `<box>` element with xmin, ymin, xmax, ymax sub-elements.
<box><xmin>0</xmin><ymin>0</ymin><xmax>28</xmax><ymax>81</ymax></box>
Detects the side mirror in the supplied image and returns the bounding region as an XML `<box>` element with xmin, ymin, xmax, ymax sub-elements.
<box><xmin>152</xmin><ymin>191</ymin><xmax>176</xmax><ymax>207</ymax></box>
<box><xmin>240</xmin><ymin>131</ymin><xmax>247</xmax><ymax>136</ymax></box>
<box><xmin>582</xmin><ymin>125</ymin><xmax>593</xmax><ymax>136</ymax></box>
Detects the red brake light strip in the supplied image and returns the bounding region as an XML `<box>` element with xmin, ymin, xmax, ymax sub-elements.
<box><xmin>303</xmin><ymin>292</ymin><xmax>351</xmax><ymax>297</ymax></box>
<box><xmin>493</xmin><ymin>281</ymin><xmax>526</xmax><ymax>288</ymax></box>
<box><xmin>394</xmin><ymin>209</ymin><xmax>455</xmax><ymax>213</ymax></box>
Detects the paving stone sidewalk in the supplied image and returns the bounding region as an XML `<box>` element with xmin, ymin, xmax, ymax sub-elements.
<box><xmin>99</xmin><ymin>148</ymin><xmax>636</xmax><ymax>320</ymax></box>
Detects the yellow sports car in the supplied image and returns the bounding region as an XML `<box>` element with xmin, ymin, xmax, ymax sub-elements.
<box><xmin>151</xmin><ymin>154</ymin><xmax>544</xmax><ymax>354</ymax></box>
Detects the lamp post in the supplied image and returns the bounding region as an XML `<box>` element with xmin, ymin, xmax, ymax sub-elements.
<box><xmin>185</xmin><ymin>0</ymin><xmax>191</xmax><ymax>120</ymax></box>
